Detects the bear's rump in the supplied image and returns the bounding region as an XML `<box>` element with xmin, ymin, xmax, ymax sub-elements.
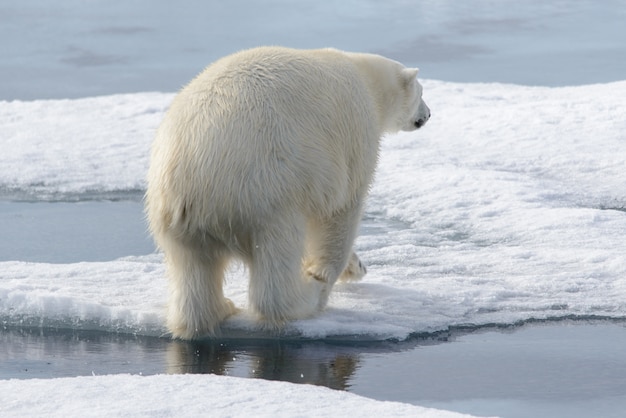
<box><xmin>152</xmin><ymin>49</ymin><xmax>378</xmax><ymax>241</ymax></box>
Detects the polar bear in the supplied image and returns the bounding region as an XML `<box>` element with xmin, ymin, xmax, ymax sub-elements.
<box><xmin>146</xmin><ymin>46</ymin><xmax>430</xmax><ymax>339</ymax></box>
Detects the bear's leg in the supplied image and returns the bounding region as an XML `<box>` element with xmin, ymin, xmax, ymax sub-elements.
<box><xmin>248</xmin><ymin>214</ymin><xmax>325</xmax><ymax>329</ymax></box>
<box><xmin>162</xmin><ymin>234</ymin><xmax>237</xmax><ymax>339</ymax></box>
<box><xmin>305</xmin><ymin>202</ymin><xmax>366</xmax><ymax>308</ymax></box>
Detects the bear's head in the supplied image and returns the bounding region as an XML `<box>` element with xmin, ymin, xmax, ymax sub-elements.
<box><xmin>351</xmin><ymin>52</ymin><xmax>430</xmax><ymax>134</ymax></box>
<box><xmin>397</xmin><ymin>68</ymin><xmax>430</xmax><ymax>132</ymax></box>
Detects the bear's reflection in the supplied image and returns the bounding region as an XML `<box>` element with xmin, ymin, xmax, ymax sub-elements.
<box><xmin>167</xmin><ymin>339</ymin><xmax>360</xmax><ymax>390</ymax></box>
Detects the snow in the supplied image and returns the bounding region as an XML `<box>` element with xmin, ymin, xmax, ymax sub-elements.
<box><xmin>2</xmin><ymin>80</ymin><xmax>625</xmax><ymax>339</ymax></box>
<box><xmin>2</xmin><ymin>79</ymin><xmax>626</xmax><ymax>417</ymax></box>
<box><xmin>0</xmin><ymin>373</ymin><xmax>471</xmax><ymax>418</ymax></box>
<box><xmin>0</xmin><ymin>93</ymin><xmax>170</xmax><ymax>199</ymax></box>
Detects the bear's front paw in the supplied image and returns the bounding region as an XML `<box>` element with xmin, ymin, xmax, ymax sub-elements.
<box><xmin>339</xmin><ymin>252</ymin><xmax>367</xmax><ymax>282</ymax></box>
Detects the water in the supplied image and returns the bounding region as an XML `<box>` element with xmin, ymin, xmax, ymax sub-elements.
<box><xmin>2</xmin><ymin>0</ymin><xmax>626</xmax><ymax>100</ymax></box>
<box><xmin>3</xmin><ymin>320</ymin><xmax>626</xmax><ymax>418</ymax></box>
<box><xmin>0</xmin><ymin>200</ymin><xmax>153</xmax><ymax>263</ymax></box>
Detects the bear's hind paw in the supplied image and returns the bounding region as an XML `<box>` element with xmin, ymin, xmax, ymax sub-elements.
<box><xmin>339</xmin><ymin>252</ymin><xmax>367</xmax><ymax>282</ymax></box>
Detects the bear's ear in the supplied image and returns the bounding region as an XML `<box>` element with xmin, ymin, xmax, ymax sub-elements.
<box><xmin>402</xmin><ymin>68</ymin><xmax>419</xmax><ymax>87</ymax></box>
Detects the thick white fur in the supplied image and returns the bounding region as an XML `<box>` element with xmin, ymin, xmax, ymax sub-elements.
<box><xmin>145</xmin><ymin>46</ymin><xmax>430</xmax><ymax>339</ymax></box>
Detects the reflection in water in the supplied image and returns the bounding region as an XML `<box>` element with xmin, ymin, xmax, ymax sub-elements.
<box><xmin>1</xmin><ymin>326</ymin><xmax>427</xmax><ymax>389</ymax></box>
<box><xmin>167</xmin><ymin>339</ymin><xmax>363</xmax><ymax>390</ymax></box>
<box><xmin>2</xmin><ymin>324</ymin><xmax>458</xmax><ymax>391</ymax></box>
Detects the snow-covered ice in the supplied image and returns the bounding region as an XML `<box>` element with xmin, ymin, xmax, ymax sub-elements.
<box><xmin>0</xmin><ymin>93</ymin><xmax>170</xmax><ymax>199</ymax></box>
<box><xmin>0</xmin><ymin>373</ymin><xmax>471</xmax><ymax>418</ymax></box>
<box><xmin>1</xmin><ymin>80</ymin><xmax>625</xmax><ymax>339</ymax></box>
<box><xmin>1</xmin><ymin>80</ymin><xmax>625</xmax><ymax>416</ymax></box>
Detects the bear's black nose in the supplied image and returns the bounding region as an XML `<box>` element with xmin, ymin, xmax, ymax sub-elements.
<box><xmin>415</xmin><ymin>111</ymin><xmax>431</xmax><ymax>128</ymax></box>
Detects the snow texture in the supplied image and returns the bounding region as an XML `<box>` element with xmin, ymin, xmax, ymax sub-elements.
<box><xmin>1</xmin><ymin>81</ymin><xmax>625</xmax><ymax>340</ymax></box>
<box><xmin>0</xmin><ymin>373</ymin><xmax>474</xmax><ymax>418</ymax></box>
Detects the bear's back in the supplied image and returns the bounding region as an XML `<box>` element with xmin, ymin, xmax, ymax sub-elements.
<box><xmin>149</xmin><ymin>47</ymin><xmax>381</xmax><ymax>235</ymax></box>
<box><xmin>184</xmin><ymin>47</ymin><xmax>374</xmax><ymax>129</ymax></box>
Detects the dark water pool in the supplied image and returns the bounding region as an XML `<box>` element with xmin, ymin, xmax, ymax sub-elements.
<box><xmin>0</xmin><ymin>200</ymin><xmax>154</xmax><ymax>263</ymax></box>
<box><xmin>2</xmin><ymin>320</ymin><xmax>626</xmax><ymax>418</ymax></box>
